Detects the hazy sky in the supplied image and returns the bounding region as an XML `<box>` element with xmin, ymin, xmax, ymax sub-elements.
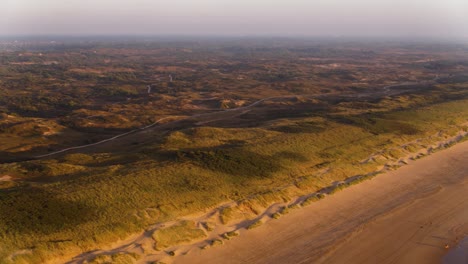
<box><xmin>2</xmin><ymin>0</ymin><xmax>468</xmax><ymax>38</ymax></box>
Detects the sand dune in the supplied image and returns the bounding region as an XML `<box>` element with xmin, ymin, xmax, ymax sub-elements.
<box><xmin>174</xmin><ymin>140</ymin><xmax>468</xmax><ymax>264</ymax></box>
<box><xmin>66</xmin><ymin>132</ymin><xmax>467</xmax><ymax>264</ymax></box>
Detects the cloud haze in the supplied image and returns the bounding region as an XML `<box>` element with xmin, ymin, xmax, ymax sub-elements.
<box><xmin>2</xmin><ymin>0</ymin><xmax>468</xmax><ymax>39</ymax></box>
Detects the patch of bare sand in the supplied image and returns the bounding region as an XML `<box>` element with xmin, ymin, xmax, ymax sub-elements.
<box><xmin>174</xmin><ymin>140</ymin><xmax>468</xmax><ymax>264</ymax></box>
<box><xmin>0</xmin><ymin>175</ymin><xmax>13</xmax><ymax>181</ymax></box>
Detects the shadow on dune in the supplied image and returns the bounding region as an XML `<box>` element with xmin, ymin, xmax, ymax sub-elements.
<box><xmin>0</xmin><ymin>186</ymin><xmax>98</xmax><ymax>240</ymax></box>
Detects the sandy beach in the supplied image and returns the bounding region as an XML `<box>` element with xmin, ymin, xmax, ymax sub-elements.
<box><xmin>174</xmin><ymin>140</ymin><xmax>468</xmax><ymax>264</ymax></box>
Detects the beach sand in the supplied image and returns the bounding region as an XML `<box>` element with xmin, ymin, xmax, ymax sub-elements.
<box><xmin>443</xmin><ymin>236</ymin><xmax>468</xmax><ymax>264</ymax></box>
<box><xmin>174</xmin><ymin>140</ymin><xmax>468</xmax><ymax>264</ymax></box>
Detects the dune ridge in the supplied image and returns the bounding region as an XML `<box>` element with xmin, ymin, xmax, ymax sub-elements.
<box><xmin>173</xmin><ymin>135</ymin><xmax>468</xmax><ymax>264</ymax></box>
<box><xmin>64</xmin><ymin>128</ymin><xmax>468</xmax><ymax>264</ymax></box>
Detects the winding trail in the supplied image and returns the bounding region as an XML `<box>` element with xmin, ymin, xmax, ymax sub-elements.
<box><xmin>34</xmin><ymin>94</ymin><xmax>290</xmax><ymax>159</ymax></box>
<box><xmin>34</xmin><ymin>79</ymin><xmax>436</xmax><ymax>159</ymax></box>
<box><xmin>34</xmin><ymin>117</ymin><xmax>174</xmax><ymax>158</ymax></box>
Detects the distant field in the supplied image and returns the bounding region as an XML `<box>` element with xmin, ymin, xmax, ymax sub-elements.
<box><xmin>0</xmin><ymin>40</ymin><xmax>467</xmax><ymax>263</ymax></box>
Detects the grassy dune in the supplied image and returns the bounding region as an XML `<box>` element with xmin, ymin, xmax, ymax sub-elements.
<box><xmin>0</xmin><ymin>84</ymin><xmax>468</xmax><ymax>263</ymax></box>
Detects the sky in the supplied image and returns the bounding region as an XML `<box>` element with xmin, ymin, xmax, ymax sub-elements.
<box><xmin>2</xmin><ymin>0</ymin><xmax>468</xmax><ymax>39</ymax></box>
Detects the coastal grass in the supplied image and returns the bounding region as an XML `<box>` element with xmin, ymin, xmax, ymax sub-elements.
<box><xmin>89</xmin><ymin>252</ymin><xmax>140</xmax><ymax>264</ymax></box>
<box><xmin>0</xmin><ymin>97</ymin><xmax>467</xmax><ymax>263</ymax></box>
<box><xmin>246</xmin><ymin>220</ymin><xmax>263</xmax><ymax>230</ymax></box>
<box><xmin>222</xmin><ymin>231</ymin><xmax>239</xmax><ymax>240</ymax></box>
<box><xmin>152</xmin><ymin>221</ymin><xmax>206</xmax><ymax>251</ymax></box>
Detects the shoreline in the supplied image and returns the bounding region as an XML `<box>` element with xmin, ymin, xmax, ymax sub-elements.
<box><xmin>443</xmin><ymin>236</ymin><xmax>468</xmax><ymax>264</ymax></box>
<box><xmin>172</xmin><ymin>140</ymin><xmax>468</xmax><ymax>264</ymax></box>
<box><xmin>63</xmin><ymin>130</ymin><xmax>468</xmax><ymax>264</ymax></box>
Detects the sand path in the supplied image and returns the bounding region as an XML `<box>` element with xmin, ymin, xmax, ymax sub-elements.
<box><xmin>174</xmin><ymin>140</ymin><xmax>468</xmax><ymax>264</ymax></box>
<box><xmin>34</xmin><ymin>79</ymin><xmax>429</xmax><ymax>160</ymax></box>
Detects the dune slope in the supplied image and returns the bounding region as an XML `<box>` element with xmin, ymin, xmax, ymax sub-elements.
<box><xmin>174</xmin><ymin>140</ymin><xmax>468</xmax><ymax>264</ymax></box>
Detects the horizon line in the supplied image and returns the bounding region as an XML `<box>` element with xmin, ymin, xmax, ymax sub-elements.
<box><xmin>0</xmin><ymin>34</ymin><xmax>467</xmax><ymax>42</ymax></box>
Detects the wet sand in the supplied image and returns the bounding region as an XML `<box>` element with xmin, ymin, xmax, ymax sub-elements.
<box><xmin>443</xmin><ymin>237</ymin><xmax>468</xmax><ymax>264</ymax></box>
<box><xmin>174</xmin><ymin>140</ymin><xmax>468</xmax><ymax>264</ymax></box>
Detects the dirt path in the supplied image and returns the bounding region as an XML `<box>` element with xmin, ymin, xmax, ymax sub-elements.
<box><xmin>34</xmin><ymin>79</ymin><xmax>434</xmax><ymax>159</ymax></box>
<box><xmin>34</xmin><ymin>116</ymin><xmax>175</xmax><ymax>158</ymax></box>
<box><xmin>173</xmin><ymin>140</ymin><xmax>468</xmax><ymax>264</ymax></box>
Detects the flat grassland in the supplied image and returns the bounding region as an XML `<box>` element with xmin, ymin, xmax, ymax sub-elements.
<box><xmin>0</xmin><ymin>39</ymin><xmax>467</xmax><ymax>263</ymax></box>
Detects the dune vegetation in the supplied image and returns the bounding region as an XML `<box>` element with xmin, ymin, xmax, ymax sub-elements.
<box><xmin>0</xmin><ymin>39</ymin><xmax>468</xmax><ymax>263</ymax></box>
<box><xmin>1</xmin><ymin>94</ymin><xmax>467</xmax><ymax>263</ymax></box>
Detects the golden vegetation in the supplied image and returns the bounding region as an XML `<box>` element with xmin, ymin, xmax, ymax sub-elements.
<box><xmin>152</xmin><ymin>221</ymin><xmax>206</xmax><ymax>250</ymax></box>
<box><xmin>0</xmin><ymin>40</ymin><xmax>468</xmax><ymax>263</ymax></box>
